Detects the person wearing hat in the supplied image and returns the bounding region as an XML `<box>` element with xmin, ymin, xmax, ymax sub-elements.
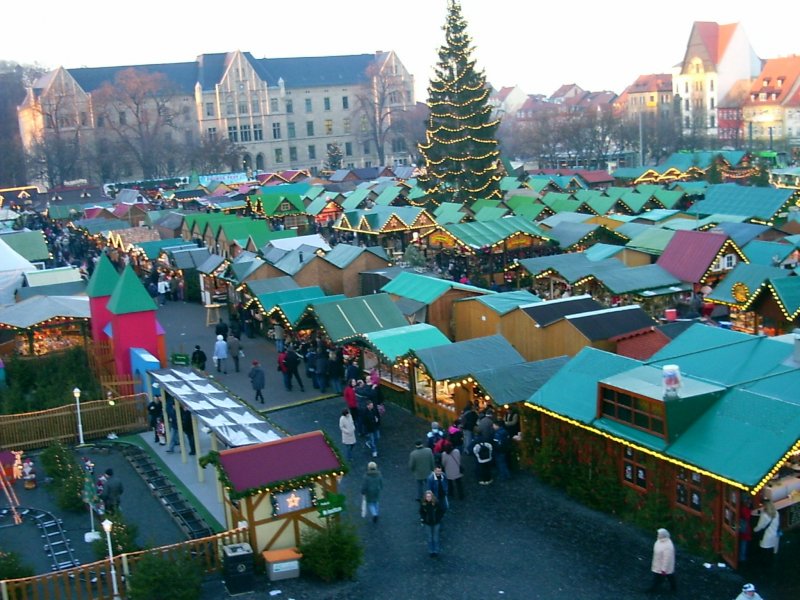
<box><xmin>213</xmin><ymin>334</ymin><xmax>228</xmax><ymax>374</ymax></box>
<box><xmin>100</xmin><ymin>468</ymin><xmax>123</xmax><ymax>514</ymax></box>
<box><xmin>734</xmin><ymin>583</ymin><xmax>763</xmax><ymax>600</ymax></box>
<box><xmin>360</xmin><ymin>462</ymin><xmax>383</xmax><ymax>524</ymax></box>
<box><xmin>248</xmin><ymin>360</ymin><xmax>265</xmax><ymax>404</ymax></box>
<box><xmin>646</xmin><ymin>528</ymin><xmax>676</xmax><ymax>593</ymax></box>
<box><xmin>408</xmin><ymin>440</ymin><xmax>435</xmax><ymax>502</ymax></box>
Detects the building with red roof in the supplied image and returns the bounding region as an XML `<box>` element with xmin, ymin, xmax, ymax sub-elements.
<box><xmin>656</xmin><ymin>229</ymin><xmax>747</xmax><ymax>286</ymax></box>
<box><xmin>673</xmin><ymin>22</ymin><xmax>761</xmax><ymax>138</ymax></box>
<box><xmin>213</xmin><ymin>430</ymin><xmax>346</xmax><ymax>553</ymax></box>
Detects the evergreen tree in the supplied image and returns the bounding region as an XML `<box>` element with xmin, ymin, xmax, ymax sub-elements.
<box><xmin>417</xmin><ymin>0</ymin><xmax>503</xmax><ymax>205</ymax></box>
<box><xmin>325</xmin><ymin>142</ymin><xmax>344</xmax><ymax>172</ymax></box>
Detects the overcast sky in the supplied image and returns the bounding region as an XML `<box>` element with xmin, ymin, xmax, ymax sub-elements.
<box><xmin>4</xmin><ymin>0</ymin><xmax>798</xmax><ymax>99</ymax></box>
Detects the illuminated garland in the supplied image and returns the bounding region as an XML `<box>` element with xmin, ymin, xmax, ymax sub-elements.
<box><xmin>200</xmin><ymin>431</ymin><xmax>349</xmax><ymax>501</ymax></box>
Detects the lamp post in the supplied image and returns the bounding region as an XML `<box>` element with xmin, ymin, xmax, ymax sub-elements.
<box><xmin>73</xmin><ymin>387</ymin><xmax>84</xmax><ymax>445</ymax></box>
<box><xmin>102</xmin><ymin>519</ymin><xmax>122</xmax><ymax>600</ymax></box>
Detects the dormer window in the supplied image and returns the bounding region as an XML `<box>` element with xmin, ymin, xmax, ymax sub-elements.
<box><xmin>600</xmin><ymin>385</ymin><xmax>666</xmax><ymax>437</ymax></box>
<box><xmin>777</xmin><ymin>78</ymin><xmax>784</xmax><ymax>88</ymax></box>
<box><xmin>762</xmin><ymin>79</ymin><xmax>770</xmax><ymax>87</ymax></box>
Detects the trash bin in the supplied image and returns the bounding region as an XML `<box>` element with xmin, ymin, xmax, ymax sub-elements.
<box><xmin>262</xmin><ymin>548</ymin><xmax>302</xmax><ymax>581</ymax></box>
<box><xmin>222</xmin><ymin>543</ymin><xmax>254</xmax><ymax>595</ymax></box>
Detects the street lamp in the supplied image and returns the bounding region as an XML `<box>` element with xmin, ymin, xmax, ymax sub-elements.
<box><xmin>102</xmin><ymin>519</ymin><xmax>122</xmax><ymax>600</ymax></box>
<box><xmin>73</xmin><ymin>387</ymin><xmax>84</xmax><ymax>445</ymax></box>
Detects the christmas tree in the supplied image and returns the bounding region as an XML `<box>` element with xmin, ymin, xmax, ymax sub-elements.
<box><xmin>325</xmin><ymin>143</ymin><xmax>344</xmax><ymax>172</ymax></box>
<box><xmin>417</xmin><ymin>0</ymin><xmax>503</xmax><ymax>205</ymax></box>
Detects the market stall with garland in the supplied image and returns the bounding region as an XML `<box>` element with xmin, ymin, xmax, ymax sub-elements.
<box><xmin>204</xmin><ymin>431</ymin><xmax>346</xmax><ymax>554</ymax></box>
<box><xmin>0</xmin><ymin>295</ymin><xmax>90</xmax><ymax>357</ymax></box>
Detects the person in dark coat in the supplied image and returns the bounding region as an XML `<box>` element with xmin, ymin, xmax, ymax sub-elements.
<box><xmin>360</xmin><ymin>461</ymin><xmax>383</xmax><ymax>523</ymax></box>
<box><xmin>181</xmin><ymin>406</ymin><xmax>195</xmax><ymax>455</ymax></box>
<box><xmin>101</xmin><ymin>468</ymin><xmax>123</xmax><ymax>514</ymax></box>
<box><xmin>283</xmin><ymin>345</ymin><xmax>305</xmax><ymax>392</ymax></box>
<box><xmin>214</xmin><ymin>318</ymin><xmax>229</xmax><ymax>338</ymax></box>
<box><xmin>147</xmin><ymin>395</ymin><xmax>163</xmax><ymax>443</ymax></box>
<box><xmin>419</xmin><ymin>490</ymin><xmax>445</xmax><ymax>557</ymax></box>
<box><xmin>191</xmin><ymin>345</ymin><xmax>207</xmax><ymax>371</ymax></box>
<box><xmin>409</xmin><ymin>440</ymin><xmax>436</xmax><ymax>501</ymax></box>
<box><xmin>248</xmin><ymin>360</ymin><xmax>265</xmax><ymax>404</ymax></box>
<box><xmin>227</xmin><ymin>333</ymin><xmax>242</xmax><ymax>373</ymax></box>
<box><xmin>314</xmin><ymin>349</ymin><xmax>330</xmax><ymax>393</ymax></box>
<box><xmin>362</xmin><ymin>400</ymin><xmax>381</xmax><ymax>458</ymax></box>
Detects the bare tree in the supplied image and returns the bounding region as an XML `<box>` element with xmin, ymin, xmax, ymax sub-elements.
<box><xmin>92</xmin><ymin>68</ymin><xmax>181</xmax><ymax>179</ymax></box>
<box><xmin>354</xmin><ymin>62</ymin><xmax>411</xmax><ymax>165</ymax></box>
<box><xmin>391</xmin><ymin>102</ymin><xmax>429</xmax><ymax>165</ymax></box>
<box><xmin>182</xmin><ymin>135</ymin><xmax>241</xmax><ymax>174</ymax></box>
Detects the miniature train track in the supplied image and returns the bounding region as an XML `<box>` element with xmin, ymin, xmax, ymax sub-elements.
<box><xmin>32</xmin><ymin>508</ymin><xmax>82</xmax><ymax>571</ymax></box>
<box><xmin>119</xmin><ymin>444</ymin><xmax>213</xmax><ymax>539</ymax></box>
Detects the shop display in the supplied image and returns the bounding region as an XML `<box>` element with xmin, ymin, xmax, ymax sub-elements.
<box><xmin>17</xmin><ymin>324</ymin><xmax>86</xmax><ymax>356</ymax></box>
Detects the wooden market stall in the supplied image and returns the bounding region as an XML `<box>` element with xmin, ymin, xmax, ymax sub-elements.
<box><xmin>0</xmin><ymin>295</ymin><xmax>90</xmax><ymax>357</ymax></box>
<box><xmin>410</xmin><ymin>335</ymin><xmax>525</xmax><ymax>424</ymax></box>
<box><xmin>213</xmin><ymin>431</ymin><xmax>347</xmax><ymax>554</ymax></box>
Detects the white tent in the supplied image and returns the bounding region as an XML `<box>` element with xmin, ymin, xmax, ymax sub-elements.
<box><xmin>0</xmin><ymin>237</ymin><xmax>36</xmax><ymax>305</ymax></box>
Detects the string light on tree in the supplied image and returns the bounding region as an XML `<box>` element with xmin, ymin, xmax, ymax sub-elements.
<box><xmin>417</xmin><ymin>0</ymin><xmax>503</xmax><ymax>205</ymax></box>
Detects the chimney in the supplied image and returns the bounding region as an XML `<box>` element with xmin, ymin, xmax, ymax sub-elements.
<box><xmin>298</xmin><ymin>250</ymin><xmax>304</xmax><ymax>263</ymax></box>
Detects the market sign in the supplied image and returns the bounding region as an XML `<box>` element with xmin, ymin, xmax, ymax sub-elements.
<box><xmin>428</xmin><ymin>231</ymin><xmax>456</xmax><ymax>248</ymax></box>
<box><xmin>316</xmin><ymin>491</ymin><xmax>346</xmax><ymax>517</ymax></box>
<box><xmin>274</xmin><ymin>488</ymin><xmax>312</xmax><ymax>515</ymax></box>
<box><xmin>506</xmin><ymin>234</ymin><xmax>532</xmax><ymax>250</ymax></box>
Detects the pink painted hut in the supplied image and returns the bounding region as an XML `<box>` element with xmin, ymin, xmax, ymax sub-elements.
<box><xmin>85</xmin><ymin>254</ymin><xmax>119</xmax><ymax>342</ymax></box>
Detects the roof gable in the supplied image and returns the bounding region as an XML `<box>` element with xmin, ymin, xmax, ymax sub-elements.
<box><xmin>106</xmin><ymin>265</ymin><xmax>157</xmax><ymax>314</ymax></box>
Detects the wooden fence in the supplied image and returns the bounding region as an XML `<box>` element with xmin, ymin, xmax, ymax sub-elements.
<box><xmin>0</xmin><ymin>527</ymin><xmax>249</xmax><ymax>600</ymax></box>
<box><xmin>0</xmin><ymin>395</ymin><xmax>148</xmax><ymax>452</ymax></box>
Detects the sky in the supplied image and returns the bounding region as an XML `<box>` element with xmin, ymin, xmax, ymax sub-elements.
<box><xmin>3</xmin><ymin>0</ymin><xmax>799</xmax><ymax>101</ymax></box>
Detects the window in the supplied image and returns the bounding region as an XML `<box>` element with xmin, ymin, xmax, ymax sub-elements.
<box><xmin>97</xmin><ymin>115</ymin><xmax>104</xmax><ymax>128</ymax></box>
<box><xmin>685</xmin><ymin>117</ymin><xmax>690</xmax><ymax>128</ymax></box>
<box><xmin>345</xmin><ymin>142</ymin><xmax>353</xmax><ymax>156</ymax></box>
<box><xmin>342</xmin><ymin>96</ymin><xmax>349</xmax><ymax>109</ymax></box>
<box><xmin>239</xmin><ymin>100</ymin><xmax>248</xmax><ymax>114</ymax></box>
<box><xmin>724</xmin><ymin>253</ymin><xmax>737</xmax><ymax>269</ymax></box>
<box><xmin>228</xmin><ymin>125</ymin><xmax>238</xmax><ymax>142</ymax></box>
<box><xmin>710</xmin><ymin>80</ymin><xmax>715</xmax><ymax>92</ymax></box>
<box><xmin>286</xmin><ymin>99</ymin><xmax>293</xmax><ymax>114</ymax></box>
<box><xmin>226</xmin><ymin>100</ymin><xmax>234</xmax><ymax>116</ymax></box>
<box><xmin>676</xmin><ymin>468</ymin><xmax>702</xmax><ymax>512</ymax></box>
<box><xmin>253</xmin><ymin>123</ymin><xmax>263</xmax><ymax>141</ymax></box>
<box><xmin>207</xmin><ymin>127</ymin><xmax>217</xmax><ymax>140</ymax></box>
<box><xmin>251</xmin><ymin>98</ymin><xmax>260</xmax><ymax>114</ymax></box>
<box><xmin>343</xmin><ymin>118</ymin><xmax>351</xmax><ymax>133</ymax></box>
<box><xmin>363</xmin><ymin>141</ymin><xmax>371</xmax><ymax>154</ymax></box>
<box><xmin>270</xmin><ymin>98</ymin><xmax>279</xmax><ymax>113</ymax></box>
<box><xmin>119</xmin><ymin>111</ymin><xmax>127</xmax><ymax>125</ymax></box>
<box><xmin>684</xmin><ymin>82</ymin><xmax>688</xmax><ymax>94</ymax></box>
<box><xmin>272</xmin><ymin>123</ymin><xmax>282</xmax><ymax>139</ymax></box>
<box><xmin>391</xmin><ymin>138</ymin><xmax>406</xmax><ymax>152</ymax></box>
<box><xmin>289</xmin><ymin>146</ymin><xmax>298</xmax><ymax>161</ymax></box>
<box><xmin>324</xmin><ymin>119</ymin><xmax>333</xmax><ymax>135</ymax></box>
<box><xmin>308</xmin><ymin>145</ymin><xmax>316</xmax><ymax>160</ymax></box>
<box><xmin>305</xmin><ymin>98</ymin><xmax>312</xmax><ymax>113</ymax></box>
<box><xmin>274</xmin><ymin>148</ymin><xmax>283</xmax><ymax>163</ymax></box>
<box><xmin>80</xmin><ymin>112</ymin><xmax>88</xmax><ymax>126</ymax></box>
<box><xmin>388</xmin><ymin>91</ymin><xmax>399</xmax><ymax>104</ymax></box>
<box><xmin>710</xmin><ymin>98</ymin><xmax>715</xmax><ymax>109</ymax></box>
<box><xmin>710</xmin><ymin>115</ymin><xmax>715</xmax><ymax>128</ymax></box>
<box><xmin>240</xmin><ymin>124</ymin><xmax>251</xmax><ymax>142</ymax></box>
<box><xmin>600</xmin><ymin>386</ymin><xmax>665</xmax><ymax>436</ymax></box>
<box><xmin>288</xmin><ymin>122</ymin><xmax>296</xmax><ymax>139</ymax></box>
<box><xmin>623</xmin><ymin>447</ymin><xmax>647</xmax><ymax>490</ymax></box>
<box><xmin>360</xmin><ymin>115</ymin><xmax>368</xmax><ymax>132</ymax></box>
<box><xmin>323</xmin><ymin>97</ymin><xmax>331</xmax><ymax>111</ymax></box>
<box><xmin>306</xmin><ymin>121</ymin><xmax>315</xmax><ymax>136</ymax></box>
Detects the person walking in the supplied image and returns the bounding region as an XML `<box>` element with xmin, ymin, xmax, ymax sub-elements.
<box><xmin>419</xmin><ymin>490</ymin><xmax>445</xmax><ymax>558</ymax></box>
<box><xmin>329</xmin><ymin>349</ymin><xmax>344</xmax><ymax>394</ymax></box>
<box><xmin>426</xmin><ymin>465</ymin><xmax>449</xmax><ymax>511</ymax></box>
<box><xmin>360</xmin><ymin>462</ymin><xmax>383</xmax><ymax>524</ymax></box>
<box><xmin>165</xmin><ymin>399</ymin><xmax>179</xmax><ymax>453</ymax></box>
<box><xmin>343</xmin><ymin>379</ymin><xmax>361</xmax><ymax>435</ymax></box>
<box><xmin>753</xmin><ymin>499</ymin><xmax>780</xmax><ymax>564</ymax></box>
<box><xmin>213</xmin><ymin>334</ymin><xmax>228</xmax><ymax>374</ymax></box>
<box><xmin>409</xmin><ymin>440</ymin><xmax>435</xmax><ymax>502</ymax></box>
<box><xmin>315</xmin><ymin>347</ymin><xmax>330</xmax><ymax>392</ymax></box>
<box><xmin>181</xmin><ymin>405</ymin><xmax>196</xmax><ymax>456</ymax></box>
<box><xmin>645</xmin><ymin>528</ymin><xmax>676</xmax><ymax>594</ymax></box>
<box><xmin>492</xmin><ymin>420</ymin><xmax>512</xmax><ymax>480</ymax></box>
<box><xmin>339</xmin><ymin>408</ymin><xmax>356</xmax><ymax>460</ymax></box>
<box><xmin>362</xmin><ymin>400</ymin><xmax>380</xmax><ymax>458</ymax></box>
<box><xmin>273</xmin><ymin>322</ymin><xmax>285</xmax><ymax>352</ymax></box>
<box><xmin>101</xmin><ymin>468</ymin><xmax>123</xmax><ymax>514</ymax></box>
<box><xmin>441</xmin><ymin>442</ymin><xmax>464</xmax><ymax>500</ymax></box>
<box><xmin>227</xmin><ymin>333</ymin><xmax>241</xmax><ymax>373</ymax></box>
<box><xmin>248</xmin><ymin>360</ymin><xmax>265</xmax><ymax>404</ymax></box>
<box><xmin>191</xmin><ymin>345</ymin><xmax>207</xmax><ymax>371</ymax></box>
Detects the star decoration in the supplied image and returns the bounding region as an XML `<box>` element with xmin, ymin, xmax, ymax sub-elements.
<box><xmin>286</xmin><ymin>492</ymin><xmax>301</xmax><ymax>509</ymax></box>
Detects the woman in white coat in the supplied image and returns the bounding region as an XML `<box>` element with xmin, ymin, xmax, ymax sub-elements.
<box><xmin>339</xmin><ymin>408</ymin><xmax>356</xmax><ymax>460</ymax></box>
<box><xmin>753</xmin><ymin>499</ymin><xmax>780</xmax><ymax>563</ymax></box>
